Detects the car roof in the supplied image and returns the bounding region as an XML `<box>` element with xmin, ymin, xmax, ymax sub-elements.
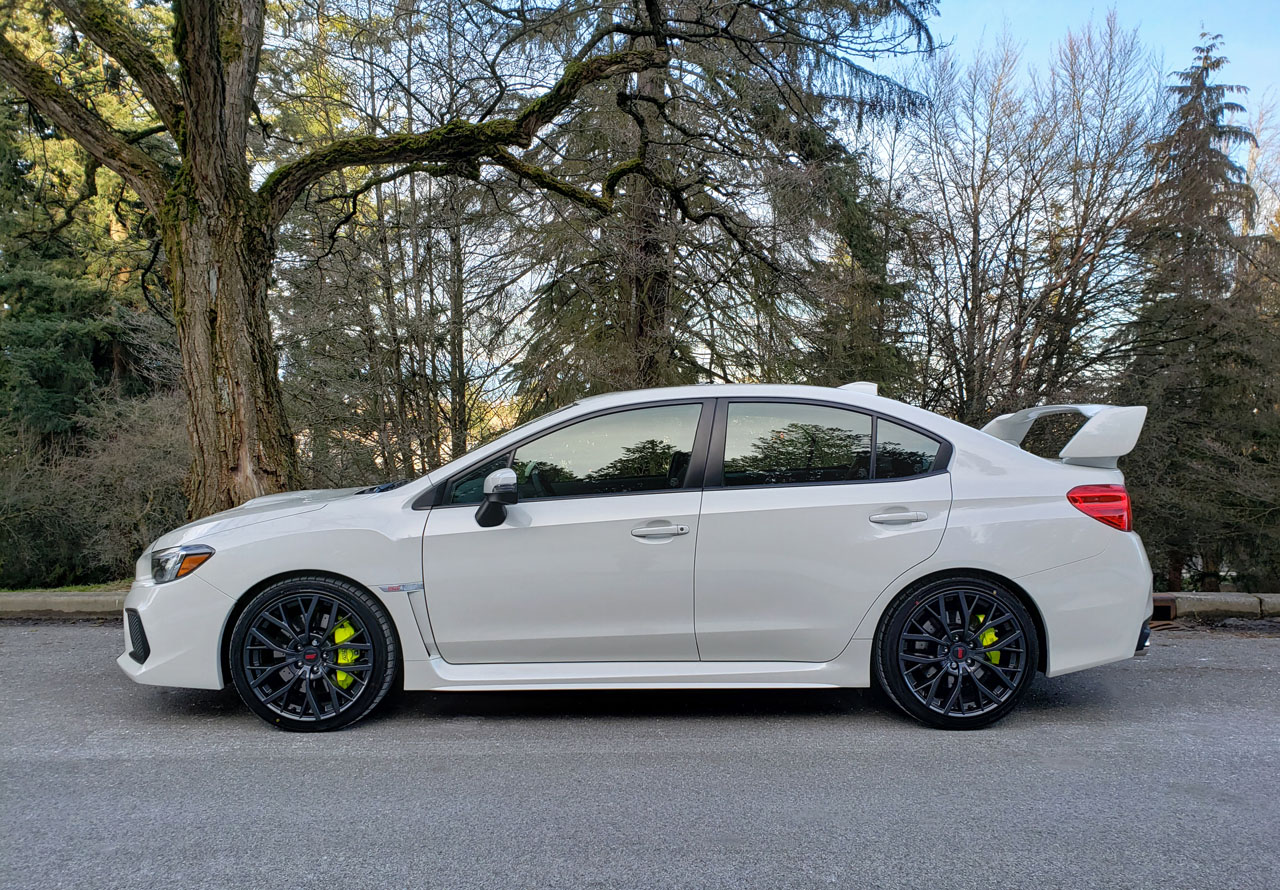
<box><xmin>574</xmin><ymin>384</ymin><xmax>967</xmax><ymax>433</ymax></box>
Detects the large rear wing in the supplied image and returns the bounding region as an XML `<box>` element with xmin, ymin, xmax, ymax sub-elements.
<box><xmin>980</xmin><ymin>404</ymin><xmax>1148</xmax><ymax>469</ymax></box>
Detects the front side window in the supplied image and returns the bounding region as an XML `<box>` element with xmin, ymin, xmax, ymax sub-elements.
<box><xmin>448</xmin><ymin>455</ymin><xmax>511</xmax><ymax>504</ymax></box>
<box><xmin>875</xmin><ymin>420</ymin><xmax>941</xmax><ymax>479</ymax></box>
<box><xmin>722</xmin><ymin>403</ymin><xmax>873</xmax><ymax>487</ymax></box>
<box><xmin>511</xmin><ymin>404</ymin><xmax>703</xmax><ymax>500</ymax></box>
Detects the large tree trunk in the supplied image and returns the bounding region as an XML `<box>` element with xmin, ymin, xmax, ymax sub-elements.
<box><xmin>448</xmin><ymin>222</ymin><xmax>468</xmax><ymax>455</ymax></box>
<box><xmin>161</xmin><ymin>188</ymin><xmax>300</xmax><ymax>517</ymax></box>
<box><xmin>629</xmin><ymin>65</ymin><xmax>673</xmax><ymax>388</ymax></box>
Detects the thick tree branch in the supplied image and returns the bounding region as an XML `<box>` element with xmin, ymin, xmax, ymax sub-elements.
<box><xmin>512</xmin><ymin>49</ymin><xmax>665</xmax><ymax>144</ymax></box>
<box><xmin>51</xmin><ymin>0</ymin><xmax>182</xmax><ymax>134</ymax></box>
<box><xmin>259</xmin><ymin>47</ymin><xmax>667</xmax><ymax>227</ymax></box>
<box><xmin>488</xmin><ymin>148</ymin><xmax>611</xmax><ymax>213</ymax></box>
<box><xmin>0</xmin><ymin>33</ymin><xmax>167</xmax><ymax>212</ymax></box>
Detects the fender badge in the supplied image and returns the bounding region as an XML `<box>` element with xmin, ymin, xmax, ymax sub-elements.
<box><xmin>377</xmin><ymin>583</ymin><xmax>424</xmax><ymax>594</ymax></box>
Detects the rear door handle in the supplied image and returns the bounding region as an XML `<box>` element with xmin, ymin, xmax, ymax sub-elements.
<box><xmin>869</xmin><ymin>512</ymin><xmax>928</xmax><ymax>524</ymax></box>
<box><xmin>631</xmin><ymin>524</ymin><xmax>690</xmax><ymax>537</ymax></box>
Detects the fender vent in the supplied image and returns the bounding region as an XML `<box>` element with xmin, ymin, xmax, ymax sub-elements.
<box><xmin>126</xmin><ymin>609</ymin><xmax>150</xmax><ymax>664</ymax></box>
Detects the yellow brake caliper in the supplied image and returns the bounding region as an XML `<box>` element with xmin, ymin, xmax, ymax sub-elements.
<box><xmin>331</xmin><ymin>619</ymin><xmax>358</xmax><ymax>689</ymax></box>
<box><xmin>975</xmin><ymin>613</ymin><xmax>1000</xmax><ymax>665</ymax></box>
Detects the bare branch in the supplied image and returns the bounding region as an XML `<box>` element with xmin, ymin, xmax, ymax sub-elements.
<box><xmin>0</xmin><ymin>32</ymin><xmax>167</xmax><ymax>212</ymax></box>
<box><xmin>259</xmin><ymin>47</ymin><xmax>667</xmax><ymax>227</ymax></box>
<box><xmin>51</xmin><ymin>0</ymin><xmax>182</xmax><ymax>134</ymax></box>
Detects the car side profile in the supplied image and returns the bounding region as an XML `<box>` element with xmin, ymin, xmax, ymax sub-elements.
<box><xmin>119</xmin><ymin>383</ymin><xmax>1153</xmax><ymax>731</ymax></box>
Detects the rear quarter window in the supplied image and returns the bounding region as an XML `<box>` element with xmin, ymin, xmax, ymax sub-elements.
<box><xmin>875</xmin><ymin>420</ymin><xmax>942</xmax><ymax>479</ymax></box>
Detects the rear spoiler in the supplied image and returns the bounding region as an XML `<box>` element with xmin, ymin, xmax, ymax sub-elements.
<box><xmin>980</xmin><ymin>404</ymin><xmax>1147</xmax><ymax>469</ymax></box>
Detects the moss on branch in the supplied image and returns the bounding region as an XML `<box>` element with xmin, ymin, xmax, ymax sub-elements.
<box><xmin>488</xmin><ymin>148</ymin><xmax>611</xmax><ymax>214</ymax></box>
<box><xmin>260</xmin><ymin>46</ymin><xmax>668</xmax><ymax>226</ymax></box>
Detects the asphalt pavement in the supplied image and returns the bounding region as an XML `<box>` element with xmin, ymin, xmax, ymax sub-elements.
<box><xmin>2</xmin><ymin>621</ymin><xmax>1277</xmax><ymax>890</ymax></box>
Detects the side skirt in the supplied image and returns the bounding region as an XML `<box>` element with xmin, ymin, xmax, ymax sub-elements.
<box><xmin>401</xmin><ymin>640</ymin><xmax>872</xmax><ymax>691</ymax></box>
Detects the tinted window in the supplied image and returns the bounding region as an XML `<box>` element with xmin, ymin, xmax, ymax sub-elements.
<box><xmin>448</xmin><ymin>455</ymin><xmax>511</xmax><ymax>504</ymax></box>
<box><xmin>511</xmin><ymin>404</ymin><xmax>702</xmax><ymax>500</ymax></box>
<box><xmin>875</xmin><ymin>420</ymin><xmax>941</xmax><ymax>478</ymax></box>
<box><xmin>723</xmin><ymin>403</ymin><xmax>872</xmax><ymax>486</ymax></box>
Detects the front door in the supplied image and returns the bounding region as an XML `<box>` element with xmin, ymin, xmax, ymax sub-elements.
<box><xmin>694</xmin><ymin>400</ymin><xmax>953</xmax><ymax>661</ymax></box>
<box><xmin>422</xmin><ymin>402</ymin><xmax>710</xmax><ymax>664</ymax></box>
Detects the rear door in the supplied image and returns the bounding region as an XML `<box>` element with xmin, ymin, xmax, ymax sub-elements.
<box><xmin>693</xmin><ymin>399</ymin><xmax>953</xmax><ymax>661</ymax></box>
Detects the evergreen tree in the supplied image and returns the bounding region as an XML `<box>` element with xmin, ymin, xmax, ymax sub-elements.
<box><xmin>1119</xmin><ymin>36</ymin><xmax>1276</xmax><ymax>591</ymax></box>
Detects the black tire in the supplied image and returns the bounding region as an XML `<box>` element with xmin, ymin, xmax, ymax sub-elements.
<box><xmin>228</xmin><ymin>575</ymin><xmax>399</xmax><ymax>732</ymax></box>
<box><xmin>874</xmin><ymin>576</ymin><xmax>1039</xmax><ymax>730</ymax></box>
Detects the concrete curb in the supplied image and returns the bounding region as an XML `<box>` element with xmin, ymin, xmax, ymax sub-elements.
<box><xmin>0</xmin><ymin>590</ymin><xmax>126</xmax><ymax>619</ymax></box>
<box><xmin>1171</xmin><ymin>593</ymin><xmax>1280</xmax><ymax>620</ymax></box>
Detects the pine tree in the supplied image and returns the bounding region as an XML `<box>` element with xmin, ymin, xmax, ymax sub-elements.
<box><xmin>1119</xmin><ymin>36</ymin><xmax>1275</xmax><ymax>592</ymax></box>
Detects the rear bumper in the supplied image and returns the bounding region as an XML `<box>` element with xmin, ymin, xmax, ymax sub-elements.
<box><xmin>1018</xmin><ymin>531</ymin><xmax>1153</xmax><ymax>677</ymax></box>
<box><xmin>115</xmin><ymin>574</ymin><xmax>235</xmax><ymax>690</ymax></box>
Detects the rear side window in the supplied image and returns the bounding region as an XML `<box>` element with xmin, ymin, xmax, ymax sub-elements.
<box><xmin>875</xmin><ymin>420</ymin><xmax>941</xmax><ymax>479</ymax></box>
<box><xmin>511</xmin><ymin>403</ymin><xmax>703</xmax><ymax>500</ymax></box>
<box><xmin>723</xmin><ymin>403</ymin><xmax>873</xmax><ymax>486</ymax></box>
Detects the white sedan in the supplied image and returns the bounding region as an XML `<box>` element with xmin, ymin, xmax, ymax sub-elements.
<box><xmin>119</xmin><ymin>383</ymin><xmax>1153</xmax><ymax>731</ymax></box>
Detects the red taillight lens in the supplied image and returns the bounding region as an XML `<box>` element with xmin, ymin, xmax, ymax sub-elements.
<box><xmin>1067</xmin><ymin>484</ymin><xmax>1132</xmax><ymax>531</ymax></box>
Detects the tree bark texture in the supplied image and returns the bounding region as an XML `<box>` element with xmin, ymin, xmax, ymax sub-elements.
<box><xmin>160</xmin><ymin>189</ymin><xmax>299</xmax><ymax>513</ymax></box>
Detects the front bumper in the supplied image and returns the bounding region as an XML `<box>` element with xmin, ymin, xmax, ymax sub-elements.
<box><xmin>116</xmin><ymin>574</ymin><xmax>236</xmax><ymax>690</ymax></box>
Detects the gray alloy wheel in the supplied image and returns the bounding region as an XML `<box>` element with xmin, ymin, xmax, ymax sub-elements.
<box><xmin>228</xmin><ymin>576</ymin><xmax>398</xmax><ymax>731</ymax></box>
<box><xmin>875</xmin><ymin>576</ymin><xmax>1039</xmax><ymax>730</ymax></box>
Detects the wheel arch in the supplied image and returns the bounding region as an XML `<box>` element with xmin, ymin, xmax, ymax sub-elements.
<box><xmin>870</xmin><ymin>568</ymin><xmax>1048</xmax><ymax>673</ymax></box>
<box><xmin>218</xmin><ymin>569</ymin><xmax>407</xmax><ymax>690</ymax></box>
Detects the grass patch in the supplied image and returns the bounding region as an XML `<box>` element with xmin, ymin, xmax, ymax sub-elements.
<box><xmin>0</xmin><ymin>580</ymin><xmax>131</xmax><ymax>594</ymax></box>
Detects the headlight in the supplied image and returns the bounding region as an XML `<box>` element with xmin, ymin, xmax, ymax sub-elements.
<box><xmin>151</xmin><ymin>544</ymin><xmax>215</xmax><ymax>583</ymax></box>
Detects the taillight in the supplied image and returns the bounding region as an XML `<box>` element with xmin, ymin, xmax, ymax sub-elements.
<box><xmin>1067</xmin><ymin>484</ymin><xmax>1132</xmax><ymax>531</ymax></box>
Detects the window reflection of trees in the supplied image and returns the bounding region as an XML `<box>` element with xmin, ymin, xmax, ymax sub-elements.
<box><xmin>726</xmin><ymin>422</ymin><xmax>872</xmax><ymax>484</ymax></box>
<box><xmin>516</xmin><ymin>438</ymin><xmax>692</xmax><ymax>496</ymax></box>
<box><xmin>874</xmin><ymin>422</ymin><xmax>940</xmax><ymax>479</ymax></box>
<box><xmin>590</xmin><ymin>439</ymin><xmax>682</xmax><ymax>480</ymax></box>
<box><xmin>874</xmin><ymin>443</ymin><xmax>934</xmax><ymax>478</ymax></box>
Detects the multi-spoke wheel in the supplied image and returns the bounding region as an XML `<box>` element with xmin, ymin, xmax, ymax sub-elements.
<box><xmin>874</xmin><ymin>577</ymin><xmax>1039</xmax><ymax>730</ymax></box>
<box><xmin>228</xmin><ymin>576</ymin><xmax>398</xmax><ymax>731</ymax></box>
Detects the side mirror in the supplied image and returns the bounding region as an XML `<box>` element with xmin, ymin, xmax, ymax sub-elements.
<box><xmin>475</xmin><ymin>468</ymin><xmax>518</xmax><ymax>527</ymax></box>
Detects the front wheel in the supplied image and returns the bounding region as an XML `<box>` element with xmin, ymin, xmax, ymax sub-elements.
<box><xmin>228</xmin><ymin>576</ymin><xmax>399</xmax><ymax>731</ymax></box>
<box><xmin>874</xmin><ymin>577</ymin><xmax>1039</xmax><ymax>730</ymax></box>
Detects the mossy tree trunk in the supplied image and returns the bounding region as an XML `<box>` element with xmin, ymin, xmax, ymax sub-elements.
<box><xmin>159</xmin><ymin>184</ymin><xmax>298</xmax><ymax>513</ymax></box>
<box><xmin>0</xmin><ymin>0</ymin><xmax>666</xmax><ymax>517</ymax></box>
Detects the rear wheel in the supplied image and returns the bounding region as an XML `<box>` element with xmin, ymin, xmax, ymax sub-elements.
<box><xmin>228</xmin><ymin>576</ymin><xmax>398</xmax><ymax>732</ymax></box>
<box><xmin>874</xmin><ymin>576</ymin><xmax>1038</xmax><ymax>730</ymax></box>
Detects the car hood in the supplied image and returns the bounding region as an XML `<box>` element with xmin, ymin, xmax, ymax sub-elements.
<box><xmin>147</xmin><ymin>487</ymin><xmax>367</xmax><ymax>553</ymax></box>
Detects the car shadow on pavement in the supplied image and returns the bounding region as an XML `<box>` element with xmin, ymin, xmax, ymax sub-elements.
<box><xmin>378</xmin><ymin>686</ymin><xmax>884</xmax><ymax>723</ymax></box>
<box><xmin>135</xmin><ymin>684</ymin><xmax>246</xmax><ymax>719</ymax></box>
<box><xmin>129</xmin><ymin>663</ymin><xmax>1137</xmax><ymax>729</ymax></box>
<box><xmin>368</xmin><ymin>665</ymin><xmax>1138</xmax><ymax>728</ymax></box>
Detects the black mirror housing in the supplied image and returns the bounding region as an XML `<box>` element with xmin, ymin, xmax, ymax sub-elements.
<box><xmin>475</xmin><ymin>467</ymin><xmax>518</xmax><ymax>527</ymax></box>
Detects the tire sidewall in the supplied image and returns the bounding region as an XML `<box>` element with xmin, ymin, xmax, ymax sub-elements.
<box><xmin>875</xmin><ymin>577</ymin><xmax>1039</xmax><ymax>730</ymax></box>
<box><xmin>228</xmin><ymin>577</ymin><xmax>397</xmax><ymax>732</ymax></box>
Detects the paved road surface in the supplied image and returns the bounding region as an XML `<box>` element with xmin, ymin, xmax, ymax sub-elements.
<box><xmin>2</xmin><ymin>622</ymin><xmax>1277</xmax><ymax>890</ymax></box>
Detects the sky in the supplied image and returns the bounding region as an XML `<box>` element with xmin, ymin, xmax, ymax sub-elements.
<box><xmin>930</xmin><ymin>0</ymin><xmax>1279</xmax><ymax>104</ymax></box>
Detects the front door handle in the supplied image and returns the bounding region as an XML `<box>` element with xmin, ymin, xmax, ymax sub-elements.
<box><xmin>631</xmin><ymin>524</ymin><xmax>690</xmax><ymax>538</ymax></box>
<box><xmin>868</xmin><ymin>511</ymin><xmax>928</xmax><ymax>524</ymax></box>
